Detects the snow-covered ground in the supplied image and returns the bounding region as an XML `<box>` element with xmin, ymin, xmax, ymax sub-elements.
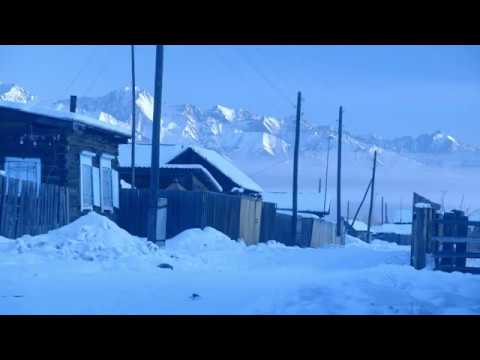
<box><xmin>1</xmin><ymin>213</ymin><xmax>479</xmax><ymax>315</ymax></box>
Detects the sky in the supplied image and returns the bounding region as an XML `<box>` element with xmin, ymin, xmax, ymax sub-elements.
<box><xmin>1</xmin><ymin>45</ymin><xmax>479</xmax><ymax>143</ymax></box>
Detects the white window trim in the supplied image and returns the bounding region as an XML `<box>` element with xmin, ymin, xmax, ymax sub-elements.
<box><xmin>100</xmin><ymin>154</ymin><xmax>114</xmax><ymax>212</ymax></box>
<box><xmin>5</xmin><ymin>157</ymin><xmax>42</xmax><ymax>186</ymax></box>
<box><xmin>80</xmin><ymin>151</ymin><xmax>95</xmax><ymax>212</ymax></box>
<box><xmin>5</xmin><ymin>157</ymin><xmax>42</xmax><ymax>195</ymax></box>
<box><xmin>92</xmin><ymin>166</ymin><xmax>101</xmax><ymax>207</ymax></box>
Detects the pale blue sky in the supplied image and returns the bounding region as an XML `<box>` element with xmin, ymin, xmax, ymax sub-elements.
<box><xmin>1</xmin><ymin>45</ymin><xmax>479</xmax><ymax>143</ymax></box>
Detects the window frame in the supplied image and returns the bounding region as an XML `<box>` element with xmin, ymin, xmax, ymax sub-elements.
<box><xmin>4</xmin><ymin>157</ymin><xmax>42</xmax><ymax>188</ymax></box>
<box><xmin>80</xmin><ymin>151</ymin><xmax>95</xmax><ymax>212</ymax></box>
<box><xmin>100</xmin><ymin>154</ymin><xmax>115</xmax><ymax>212</ymax></box>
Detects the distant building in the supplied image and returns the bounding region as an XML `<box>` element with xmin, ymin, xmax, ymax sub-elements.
<box><xmin>0</xmin><ymin>100</ymin><xmax>130</xmax><ymax>222</ymax></box>
<box><xmin>118</xmin><ymin>144</ymin><xmax>263</xmax><ymax>196</ymax></box>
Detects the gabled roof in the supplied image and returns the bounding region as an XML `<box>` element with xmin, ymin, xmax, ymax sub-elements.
<box><xmin>177</xmin><ymin>146</ymin><xmax>263</xmax><ymax>194</ymax></box>
<box><xmin>118</xmin><ymin>144</ymin><xmax>185</xmax><ymax>168</ymax></box>
<box><xmin>160</xmin><ymin>164</ymin><xmax>223</xmax><ymax>192</ymax></box>
<box><xmin>0</xmin><ymin>101</ymin><xmax>131</xmax><ymax>138</ymax></box>
<box><xmin>118</xmin><ymin>143</ymin><xmax>263</xmax><ymax>193</ymax></box>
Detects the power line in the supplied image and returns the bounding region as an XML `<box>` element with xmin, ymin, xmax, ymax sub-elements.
<box><xmin>63</xmin><ymin>46</ymin><xmax>99</xmax><ymax>96</ymax></box>
<box><xmin>231</xmin><ymin>46</ymin><xmax>296</xmax><ymax>108</ymax></box>
<box><xmin>82</xmin><ymin>47</ymin><xmax>113</xmax><ymax>97</ymax></box>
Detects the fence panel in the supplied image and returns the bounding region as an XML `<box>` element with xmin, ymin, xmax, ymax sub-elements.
<box><xmin>0</xmin><ymin>175</ymin><xmax>69</xmax><ymax>239</ymax></box>
<box><xmin>118</xmin><ymin>189</ymin><xmax>262</xmax><ymax>243</ymax></box>
<box><xmin>259</xmin><ymin>202</ymin><xmax>276</xmax><ymax>243</ymax></box>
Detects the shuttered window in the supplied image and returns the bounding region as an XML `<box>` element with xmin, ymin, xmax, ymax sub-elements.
<box><xmin>100</xmin><ymin>155</ymin><xmax>114</xmax><ymax>211</ymax></box>
<box><xmin>102</xmin><ymin>167</ymin><xmax>113</xmax><ymax>209</ymax></box>
<box><xmin>80</xmin><ymin>152</ymin><xmax>95</xmax><ymax>211</ymax></box>
<box><xmin>112</xmin><ymin>170</ymin><xmax>119</xmax><ymax>208</ymax></box>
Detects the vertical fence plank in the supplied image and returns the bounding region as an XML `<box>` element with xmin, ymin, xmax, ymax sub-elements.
<box><xmin>411</xmin><ymin>205</ymin><xmax>432</xmax><ymax>270</ymax></box>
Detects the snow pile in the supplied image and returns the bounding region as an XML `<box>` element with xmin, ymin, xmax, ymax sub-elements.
<box><xmin>1</xmin><ymin>213</ymin><xmax>480</xmax><ymax>314</ymax></box>
<box><xmin>167</xmin><ymin>227</ymin><xmax>245</xmax><ymax>254</ymax></box>
<box><xmin>12</xmin><ymin>212</ymin><xmax>160</xmax><ymax>261</ymax></box>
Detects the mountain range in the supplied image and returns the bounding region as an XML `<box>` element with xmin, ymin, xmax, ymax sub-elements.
<box><xmin>1</xmin><ymin>82</ymin><xmax>479</xmax><ymax>168</ymax></box>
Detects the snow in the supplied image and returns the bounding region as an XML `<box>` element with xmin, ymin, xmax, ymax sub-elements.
<box><xmin>372</xmin><ymin>223</ymin><xmax>412</xmax><ymax>235</ymax></box>
<box><xmin>1</xmin><ymin>213</ymin><xmax>479</xmax><ymax>314</ymax></box>
<box><xmin>216</xmin><ymin>105</ymin><xmax>235</xmax><ymax>122</ymax></box>
<box><xmin>120</xmin><ymin>180</ymin><xmax>132</xmax><ymax>189</ymax></box>
<box><xmin>118</xmin><ymin>143</ymin><xmax>186</xmax><ymax>168</ymax></box>
<box><xmin>348</xmin><ymin>219</ymin><xmax>368</xmax><ymax>231</ymax></box>
<box><xmin>186</xmin><ymin>146</ymin><xmax>263</xmax><ymax>193</ymax></box>
<box><xmin>9</xmin><ymin>212</ymin><xmax>160</xmax><ymax>261</ymax></box>
<box><xmin>0</xmin><ymin>100</ymin><xmax>131</xmax><ymax>137</ymax></box>
<box><xmin>277</xmin><ymin>210</ymin><xmax>320</xmax><ymax>219</ymax></box>
<box><xmin>0</xmin><ymin>83</ymin><xmax>35</xmax><ymax>103</ymax></box>
<box><xmin>415</xmin><ymin>202</ymin><xmax>432</xmax><ymax>208</ymax></box>
<box><xmin>119</xmin><ymin>144</ymin><xmax>263</xmax><ymax>193</ymax></box>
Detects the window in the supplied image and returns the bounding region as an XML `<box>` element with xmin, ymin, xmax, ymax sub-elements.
<box><xmin>5</xmin><ymin>157</ymin><xmax>41</xmax><ymax>187</ymax></box>
<box><xmin>80</xmin><ymin>151</ymin><xmax>95</xmax><ymax>211</ymax></box>
<box><xmin>100</xmin><ymin>155</ymin><xmax>114</xmax><ymax>211</ymax></box>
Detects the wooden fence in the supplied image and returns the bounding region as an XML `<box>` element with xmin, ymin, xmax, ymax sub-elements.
<box><xmin>118</xmin><ymin>189</ymin><xmax>265</xmax><ymax>244</ymax></box>
<box><xmin>273</xmin><ymin>212</ymin><xmax>341</xmax><ymax>248</ymax></box>
<box><xmin>411</xmin><ymin>193</ymin><xmax>480</xmax><ymax>274</ymax></box>
<box><xmin>259</xmin><ymin>202</ymin><xmax>277</xmax><ymax>243</ymax></box>
<box><xmin>0</xmin><ymin>175</ymin><xmax>70</xmax><ymax>239</ymax></box>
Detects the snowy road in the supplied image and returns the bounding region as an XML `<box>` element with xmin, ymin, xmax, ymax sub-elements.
<box><xmin>1</xmin><ymin>213</ymin><xmax>479</xmax><ymax>315</ymax></box>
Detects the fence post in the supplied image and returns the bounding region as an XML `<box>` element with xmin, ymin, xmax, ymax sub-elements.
<box><xmin>411</xmin><ymin>204</ymin><xmax>432</xmax><ymax>270</ymax></box>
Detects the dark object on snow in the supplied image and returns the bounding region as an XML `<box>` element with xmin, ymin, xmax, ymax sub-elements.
<box><xmin>190</xmin><ymin>293</ymin><xmax>201</xmax><ymax>300</ymax></box>
<box><xmin>157</xmin><ymin>263</ymin><xmax>174</xmax><ymax>270</ymax></box>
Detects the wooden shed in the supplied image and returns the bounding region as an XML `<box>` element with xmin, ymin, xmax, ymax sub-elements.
<box><xmin>118</xmin><ymin>143</ymin><xmax>263</xmax><ymax>196</ymax></box>
<box><xmin>0</xmin><ymin>100</ymin><xmax>130</xmax><ymax>222</ymax></box>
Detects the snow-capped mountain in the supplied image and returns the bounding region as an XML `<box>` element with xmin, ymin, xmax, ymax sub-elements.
<box><xmin>359</xmin><ymin>131</ymin><xmax>474</xmax><ymax>154</ymax></box>
<box><xmin>2</xmin><ymin>82</ymin><xmax>479</xmax><ymax>168</ymax></box>
<box><xmin>53</xmin><ymin>86</ymin><xmax>153</xmax><ymax>140</ymax></box>
<box><xmin>0</xmin><ymin>82</ymin><xmax>35</xmax><ymax>103</ymax></box>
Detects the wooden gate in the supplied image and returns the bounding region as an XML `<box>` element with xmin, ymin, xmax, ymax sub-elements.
<box><xmin>411</xmin><ymin>192</ymin><xmax>480</xmax><ymax>274</ymax></box>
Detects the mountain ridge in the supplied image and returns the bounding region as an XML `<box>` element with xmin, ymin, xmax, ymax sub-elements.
<box><xmin>1</xmin><ymin>83</ymin><xmax>479</xmax><ymax>167</ymax></box>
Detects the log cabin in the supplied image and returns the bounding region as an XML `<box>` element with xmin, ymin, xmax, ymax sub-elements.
<box><xmin>0</xmin><ymin>98</ymin><xmax>130</xmax><ymax>222</ymax></box>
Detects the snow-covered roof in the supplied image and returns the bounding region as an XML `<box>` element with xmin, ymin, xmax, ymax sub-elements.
<box><xmin>160</xmin><ymin>164</ymin><xmax>223</xmax><ymax>192</ymax></box>
<box><xmin>118</xmin><ymin>144</ymin><xmax>263</xmax><ymax>193</ymax></box>
<box><xmin>347</xmin><ymin>219</ymin><xmax>368</xmax><ymax>232</ymax></box>
<box><xmin>277</xmin><ymin>210</ymin><xmax>320</xmax><ymax>219</ymax></box>
<box><xmin>185</xmin><ymin>146</ymin><xmax>262</xmax><ymax>193</ymax></box>
<box><xmin>372</xmin><ymin>223</ymin><xmax>412</xmax><ymax>235</ymax></box>
<box><xmin>0</xmin><ymin>101</ymin><xmax>131</xmax><ymax>137</ymax></box>
<box><xmin>118</xmin><ymin>144</ymin><xmax>186</xmax><ymax>167</ymax></box>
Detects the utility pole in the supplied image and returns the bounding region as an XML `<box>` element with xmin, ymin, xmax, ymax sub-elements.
<box><xmin>130</xmin><ymin>45</ymin><xmax>137</xmax><ymax>189</ymax></box>
<box><xmin>367</xmin><ymin>151</ymin><xmax>377</xmax><ymax>243</ymax></box>
<box><xmin>323</xmin><ymin>136</ymin><xmax>331</xmax><ymax>213</ymax></box>
<box><xmin>336</xmin><ymin>106</ymin><xmax>343</xmax><ymax>240</ymax></box>
<box><xmin>148</xmin><ymin>45</ymin><xmax>164</xmax><ymax>245</ymax></box>
<box><xmin>291</xmin><ymin>91</ymin><xmax>302</xmax><ymax>246</ymax></box>
<box><xmin>351</xmin><ymin>178</ymin><xmax>372</xmax><ymax>228</ymax></box>
<box><xmin>346</xmin><ymin>200</ymin><xmax>350</xmax><ymax>221</ymax></box>
<box><xmin>381</xmin><ymin>196</ymin><xmax>384</xmax><ymax>225</ymax></box>
<box><xmin>400</xmin><ymin>198</ymin><xmax>403</xmax><ymax>223</ymax></box>
<box><xmin>385</xmin><ymin>202</ymin><xmax>389</xmax><ymax>223</ymax></box>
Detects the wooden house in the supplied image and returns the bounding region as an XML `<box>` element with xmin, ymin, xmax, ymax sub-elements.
<box><xmin>0</xmin><ymin>99</ymin><xmax>130</xmax><ymax>222</ymax></box>
<box><xmin>118</xmin><ymin>144</ymin><xmax>263</xmax><ymax>196</ymax></box>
